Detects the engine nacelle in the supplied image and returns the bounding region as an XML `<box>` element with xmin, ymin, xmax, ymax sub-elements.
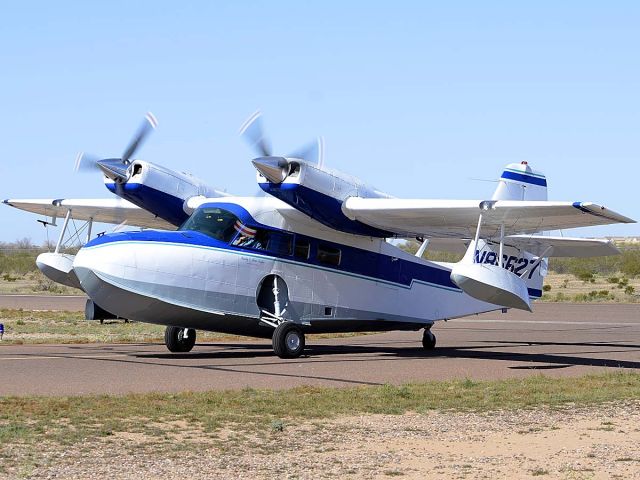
<box><xmin>254</xmin><ymin>157</ymin><xmax>393</xmax><ymax>237</ymax></box>
<box><xmin>105</xmin><ymin>160</ymin><xmax>225</xmax><ymax>227</ymax></box>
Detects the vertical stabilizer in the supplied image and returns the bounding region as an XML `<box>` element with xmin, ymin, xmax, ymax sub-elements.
<box><xmin>492</xmin><ymin>161</ymin><xmax>547</xmax><ymax>201</ymax></box>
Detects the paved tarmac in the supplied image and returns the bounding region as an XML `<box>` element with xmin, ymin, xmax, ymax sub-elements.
<box><xmin>0</xmin><ymin>294</ymin><xmax>86</xmax><ymax>311</ymax></box>
<box><xmin>0</xmin><ymin>303</ymin><xmax>638</xmax><ymax>396</ymax></box>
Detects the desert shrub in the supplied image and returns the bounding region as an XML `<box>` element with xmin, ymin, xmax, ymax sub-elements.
<box><xmin>542</xmin><ymin>284</ymin><xmax>551</xmax><ymax>292</ymax></box>
<box><xmin>549</xmin><ymin>249</ymin><xmax>640</xmax><ymax>278</ymax></box>
<box><xmin>621</xmin><ymin>251</ymin><xmax>640</xmax><ymax>277</ymax></box>
<box><xmin>0</xmin><ymin>252</ymin><xmax>39</xmax><ymax>275</ymax></box>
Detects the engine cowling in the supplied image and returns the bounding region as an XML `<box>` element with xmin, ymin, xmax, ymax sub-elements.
<box><xmin>105</xmin><ymin>160</ymin><xmax>225</xmax><ymax>227</ymax></box>
<box><xmin>253</xmin><ymin>156</ymin><xmax>393</xmax><ymax>237</ymax></box>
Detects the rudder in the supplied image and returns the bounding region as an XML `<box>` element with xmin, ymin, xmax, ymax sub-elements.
<box><xmin>492</xmin><ymin>161</ymin><xmax>547</xmax><ymax>201</ymax></box>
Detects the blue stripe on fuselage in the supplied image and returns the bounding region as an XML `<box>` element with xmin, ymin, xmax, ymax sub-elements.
<box><xmin>86</xmin><ymin>229</ymin><xmax>460</xmax><ymax>292</ymax></box>
<box><xmin>259</xmin><ymin>182</ymin><xmax>393</xmax><ymax>238</ymax></box>
<box><xmin>86</xmin><ymin>229</ymin><xmax>543</xmax><ymax>299</ymax></box>
<box><xmin>501</xmin><ymin>170</ymin><xmax>547</xmax><ymax>187</ymax></box>
<box><xmin>105</xmin><ymin>182</ymin><xmax>188</xmax><ymax>227</ymax></box>
<box><xmin>85</xmin><ymin>199</ymin><xmax>543</xmax><ymax>300</ymax></box>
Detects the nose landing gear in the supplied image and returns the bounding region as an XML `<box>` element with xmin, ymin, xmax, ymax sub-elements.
<box><xmin>164</xmin><ymin>326</ymin><xmax>197</xmax><ymax>353</ymax></box>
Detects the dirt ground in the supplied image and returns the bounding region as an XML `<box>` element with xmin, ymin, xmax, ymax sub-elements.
<box><xmin>6</xmin><ymin>401</ymin><xmax>639</xmax><ymax>480</ymax></box>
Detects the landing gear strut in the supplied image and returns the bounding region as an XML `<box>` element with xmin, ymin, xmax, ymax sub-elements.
<box><xmin>164</xmin><ymin>326</ymin><xmax>196</xmax><ymax>353</ymax></box>
<box><xmin>272</xmin><ymin>322</ymin><xmax>305</xmax><ymax>359</ymax></box>
<box><xmin>422</xmin><ymin>328</ymin><xmax>437</xmax><ymax>350</ymax></box>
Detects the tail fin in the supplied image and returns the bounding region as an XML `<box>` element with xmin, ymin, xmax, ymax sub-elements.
<box><xmin>492</xmin><ymin>161</ymin><xmax>547</xmax><ymax>201</ymax></box>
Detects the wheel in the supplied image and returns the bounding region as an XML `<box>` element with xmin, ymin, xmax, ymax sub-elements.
<box><xmin>164</xmin><ymin>326</ymin><xmax>196</xmax><ymax>353</ymax></box>
<box><xmin>272</xmin><ymin>322</ymin><xmax>305</xmax><ymax>359</ymax></box>
<box><xmin>85</xmin><ymin>299</ymin><xmax>115</xmax><ymax>321</ymax></box>
<box><xmin>422</xmin><ymin>329</ymin><xmax>436</xmax><ymax>350</ymax></box>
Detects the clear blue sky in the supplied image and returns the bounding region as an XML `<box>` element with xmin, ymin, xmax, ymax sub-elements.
<box><xmin>1</xmin><ymin>1</ymin><xmax>638</xmax><ymax>243</ymax></box>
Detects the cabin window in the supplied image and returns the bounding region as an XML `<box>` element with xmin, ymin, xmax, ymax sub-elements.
<box><xmin>267</xmin><ymin>231</ymin><xmax>293</xmax><ymax>255</ymax></box>
<box><xmin>317</xmin><ymin>244</ymin><xmax>341</xmax><ymax>266</ymax></box>
<box><xmin>232</xmin><ymin>228</ymin><xmax>268</xmax><ymax>250</ymax></box>
<box><xmin>294</xmin><ymin>238</ymin><xmax>310</xmax><ymax>259</ymax></box>
<box><xmin>232</xmin><ymin>228</ymin><xmax>293</xmax><ymax>256</ymax></box>
<box><xmin>180</xmin><ymin>207</ymin><xmax>239</xmax><ymax>243</ymax></box>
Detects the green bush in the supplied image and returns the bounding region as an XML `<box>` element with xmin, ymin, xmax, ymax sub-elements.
<box><xmin>0</xmin><ymin>252</ymin><xmax>39</xmax><ymax>276</ymax></box>
<box><xmin>549</xmin><ymin>249</ymin><xmax>640</xmax><ymax>278</ymax></box>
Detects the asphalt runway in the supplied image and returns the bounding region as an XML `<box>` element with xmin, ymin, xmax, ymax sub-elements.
<box><xmin>0</xmin><ymin>294</ymin><xmax>86</xmax><ymax>311</ymax></box>
<box><xmin>0</xmin><ymin>303</ymin><xmax>638</xmax><ymax>396</ymax></box>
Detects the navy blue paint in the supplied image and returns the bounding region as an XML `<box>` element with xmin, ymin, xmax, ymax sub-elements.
<box><xmin>87</xmin><ymin>228</ymin><xmax>459</xmax><ymax>292</ymax></box>
<box><xmin>259</xmin><ymin>182</ymin><xmax>393</xmax><ymax>238</ymax></box>
<box><xmin>571</xmin><ymin>201</ymin><xmax>615</xmax><ymax>221</ymax></box>
<box><xmin>86</xmin><ymin>201</ymin><xmax>543</xmax><ymax>300</ymax></box>
<box><xmin>528</xmin><ymin>288</ymin><xmax>542</xmax><ymax>298</ymax></box>
<box><xmin>105</xmin><ymin>182</ymin><xmax>188</xmax><ymax>227</ymax></box>
<box><xmin>501</xmin><ymin>170</ymin><xmax>547</xmax><ymax>187</ymax></box>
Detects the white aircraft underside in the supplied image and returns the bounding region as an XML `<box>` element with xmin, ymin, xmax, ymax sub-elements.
<box><xmin>4</xmin><ymin>112</ymin><xmax>636</xmax><ymax>358</ymax></box>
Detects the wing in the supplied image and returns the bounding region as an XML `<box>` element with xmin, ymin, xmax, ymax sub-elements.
<box><xmin>342</xmin><ymin>198</ymin><xmax>635</xmax><ymax>238</ymax></box>
<box><xmin>423</xmin><ymin>235</ymin><xmax>621</xmax><ymax>257</ymax></box>
<box><xmin>3</xmin><ymin>198</ymin><xmax>175</xmax><ymax>230</ymax></box>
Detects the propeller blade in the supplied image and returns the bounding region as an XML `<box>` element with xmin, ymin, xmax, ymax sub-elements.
<box><xmin>239</xmin><ymin>110</ymin><xmax>271</xmax><ymax>157</ymax></box>
<box><xmin>73</xmin><ymin>152</ymin><xmax>101</xmax><ymax>173</ymax></box>
<box><xmin>288</xmin><ymin>136</ymin><xmax>325</xmax><ymax>168</ymax></box>
<box><xmin>121</xmin><ymin>112</ymin><xmax>158</xmax><ymax>165</ymax></box>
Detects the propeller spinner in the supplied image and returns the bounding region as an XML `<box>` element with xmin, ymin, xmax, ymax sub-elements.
<box><xmin>74</xmin><ymin>112</ymin><xmax>158</xmax><ymax>183</ymax></box>
<box><xmin>239</xmin><ymin>110</ymin><xmax>325</xmax><ymax>184</ymax></box>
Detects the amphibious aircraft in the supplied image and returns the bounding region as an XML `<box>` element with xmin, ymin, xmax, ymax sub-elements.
<box><xmin>4</xmin><ymin>112</ymin><xmax>635</xmax><ymax>358</ymax></box>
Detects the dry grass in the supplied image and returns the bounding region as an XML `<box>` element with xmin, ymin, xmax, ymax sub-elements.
<box><xmin>0</xmin><ymin>372</ymin><xmax>637</xmax><ymax>447</ymax></box>
<box><xmin>540</xmin><ymin>273</ymin><xmax>640</xmax><ymax>303</ymax></box>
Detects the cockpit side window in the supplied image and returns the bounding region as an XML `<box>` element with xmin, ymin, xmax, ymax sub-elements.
<box><xmin>232</xmin><ymin>228</ymin><xmax>268</xmax><ymax>250</ymax></box>
<box><xmin>179</xmin><ymin>208</ymin><xmax>239</xmax><ymax>243</ymax></box>
<box><xmin>232</xmin><ymin>228</ymin><xmax>293</xmax><ymax>255</ymax></box>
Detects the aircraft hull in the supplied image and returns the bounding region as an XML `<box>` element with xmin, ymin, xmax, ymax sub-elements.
<box><xmin>72</xmin><ymin>231</ymin><xmax>508</xmax><ymax>335</ymax></box>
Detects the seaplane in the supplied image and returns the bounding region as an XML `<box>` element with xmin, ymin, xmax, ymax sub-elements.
<box><xmin>3</xmin><ymin>112</ymin><xmax>635</xmax><ymax>358</ymax></box>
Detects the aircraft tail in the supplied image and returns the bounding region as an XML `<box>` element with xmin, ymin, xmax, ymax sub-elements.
<box><xmin>492</xmin><ymin>161</ymin><xmax>547</xmax><ymax>201</ymax></box>
<box><xmin>450</xmin><ymin>162</ymin><xmax>548</xmax><ymax>310</ymax></box>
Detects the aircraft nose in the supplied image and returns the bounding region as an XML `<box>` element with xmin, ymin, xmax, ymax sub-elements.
<box><xmin>73</xmin><ymin>240</ymin><xmax>135</xmax><ymax>293</ymax></box>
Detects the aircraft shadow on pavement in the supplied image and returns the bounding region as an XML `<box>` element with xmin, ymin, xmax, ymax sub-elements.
<box><xmin>19</xmin><ymin>339</ymin><xmax>637</xmax><ymax>389</ymax></box>
<box><xmin>134</xmin><ymin>340</ymin><xmax>640</xmax><ymax>370</ymax></box>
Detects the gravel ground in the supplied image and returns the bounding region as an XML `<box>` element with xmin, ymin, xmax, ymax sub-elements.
<box><xmin>3</xmin><ymin>401</ymin><xmax>639</xmax><ymax>479</ymax></box>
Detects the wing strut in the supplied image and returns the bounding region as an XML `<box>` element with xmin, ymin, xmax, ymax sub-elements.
<box><xmin>55</xmin><ymin>209</ymin><xmax>72</xmax><ymax>254</ymax></box>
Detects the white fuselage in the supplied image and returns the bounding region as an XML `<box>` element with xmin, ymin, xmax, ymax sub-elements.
<box><xmin>72</xmin><ymin>196</ymin><xmax>534</xmax><ymax>336</ymax></box>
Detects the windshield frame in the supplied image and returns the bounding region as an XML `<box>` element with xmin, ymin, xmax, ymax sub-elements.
<box><xmin>179</xmin><ymin>207</ymin><xmax>240</xmax><ymax>243</ymax></box>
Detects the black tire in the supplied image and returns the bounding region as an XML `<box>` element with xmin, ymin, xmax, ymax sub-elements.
<box><xmin>165</xmin><ymin>326</ymin><xmax>197</xmax><ymax>353</ymax></box>
<box><xmin>272</xmin><ymin>322</ymin><xmax>305</xmax><ymax>359</ymax></box>
<box><xmin>422</xmin><ymin>329</ymin><xmax>436</xmax><ymax>350</ymax></box>
<box><xmin>85</xmin><ymin>299</ymin><xmax>116</xmax><ymax>321</ymax></box>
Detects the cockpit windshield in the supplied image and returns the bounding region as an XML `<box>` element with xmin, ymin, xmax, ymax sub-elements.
<box><xmin>179</xmin><ymin>207</ymin><xmax>239</xmax><ymax>243</ymax></box>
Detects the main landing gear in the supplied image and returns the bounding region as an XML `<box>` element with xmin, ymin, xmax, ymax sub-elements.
<box><xmin>165</xmin><ymin>326</ymin><xmax>196</xmax><ymax>353</ymax></box>
<box><xmin>257</xmin><ymin>274</ymin><xmax>306</xmax><ymax>359</ymax></box>
<box><xmin>422</xmin><ymin>327</ymin><xmax>437</xmax><ymax>350</ymax></box>
<box><xmin>272</xmin><ymin>322</ymin><xmax>305</xmax><ymax>359</ymax></box>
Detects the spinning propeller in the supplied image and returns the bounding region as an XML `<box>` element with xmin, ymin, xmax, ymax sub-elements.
<box><xmin>74</xmin><ymin>112</ymin><xmax>158</xmax><ymax>183</ymax></box>
<box><xmin>239</xmin><ymin>110</ymin><xmax>324</xmax><ymax>184</ymax></box>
